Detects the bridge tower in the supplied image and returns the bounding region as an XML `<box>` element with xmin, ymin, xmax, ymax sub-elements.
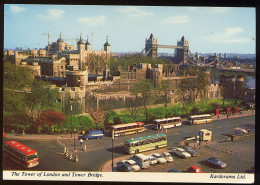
<box><xmin>145</xmin><ymin>34</ymin><xmax>158</xmax><ymax>58</ymax></box>
<box><xmin>176</xmin><ymin>36</ymin><xmax>189</xmax><ymax>64</ymax></box>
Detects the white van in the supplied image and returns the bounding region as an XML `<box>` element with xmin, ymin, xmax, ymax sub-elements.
<box><xmin>130</xmin><ymin>154</ymin><xmax>150</xmax><ymax>168</ymax></box>
<box><xmin>172</xmin><ymin>148</ymin><xmax>191</xmax><ymax>159</ymax></box>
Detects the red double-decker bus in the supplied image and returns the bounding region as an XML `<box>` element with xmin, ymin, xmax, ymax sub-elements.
<box><xmin>4</xmin><ymin>140</ymin><xmax>39</xmax><ymax>168</ymax></box>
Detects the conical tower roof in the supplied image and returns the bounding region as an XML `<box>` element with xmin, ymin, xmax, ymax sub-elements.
<box><xmin>104</xmin><ymin>36</ymin><xmax>110</xmax><ymax>46</ymax></box>
<box><xmin>85</xmin><ymin>39</ymin><xmax>91</xmax><ymax>45</ymax></box>
<box><xmin>149</xmin><ymin>33</ymin><xmax>154</xmax><ymax>40</ymax></box>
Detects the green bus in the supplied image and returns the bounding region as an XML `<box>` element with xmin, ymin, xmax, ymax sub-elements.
<box><xmin>124</xmin><ymin>133</ymin><xmax>167</xmax><ymax>154</ymax></box>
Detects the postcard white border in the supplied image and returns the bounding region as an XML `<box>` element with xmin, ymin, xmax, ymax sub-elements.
<box><xmin>3</xmin><ymin>171</ymin><xmax>254</xmax><ymax>183</ymax></box>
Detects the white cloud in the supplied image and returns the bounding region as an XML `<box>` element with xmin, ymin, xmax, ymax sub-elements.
<box><xmin>118</xmin><ymin>7</ymin><xmax>153</xmax><ymax>17</ymax></box>
<box><xmin>10</xmin><ymin>5</ymin><xmax>25</xmax><ymax>14</ymax></box>
<box><xmin>206</xmin><ymin>27</ymin><xmax>248</xmax><ymax>43</ymax></box>
<box><xmin>208</xmin><ymin>7</ymin><xmax>231</xmax><ymax>13</ymax></box>
<box><xmin>37</xmin><ymin>9</ymin><xmax>64</xmax><ymax>21</ymax></box>
<box><xmin>78</xmin><ymin>15</ymin><xmax>107</xmax><ymax>26</ymax></box>
<box><xmin>161</xmin><ymin>15</ymin><xmax>189</xmax><ymax>24</ymax></box>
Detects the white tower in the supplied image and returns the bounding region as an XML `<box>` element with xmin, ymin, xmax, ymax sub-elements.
<box><xmin>77</xmin><ymin>34</ymin><xmax>85</xmax><ymax>70</ymax></box>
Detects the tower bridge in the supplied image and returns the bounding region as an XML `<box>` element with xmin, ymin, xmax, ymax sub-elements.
<box><xmin>143</xmin><ymin>33</ymin><xmax>190</xmax><ymax>64</ymax></box>
<box><xmin>157</xmin><ymin>45</ymin><xmax>183</xmax><ymax>49</ymax></box>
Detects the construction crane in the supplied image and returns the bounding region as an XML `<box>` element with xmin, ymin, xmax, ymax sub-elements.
<box><xmin>65</xmin><ymin>33</ymin><xmax>89</xmax><ymax>44</ymax></box>
<box><xmin>41</xmin><ymin>32</ymin><xmax>66</xmax><ymax>45</ymax></box>
<box><xmin>41</xmin><ymin>32</ymin><xmax>60</xmax><ymax>45</ymax></box>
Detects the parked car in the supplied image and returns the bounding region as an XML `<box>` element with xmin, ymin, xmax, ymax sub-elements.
<box><xmin>172</xmin><ymin>147</ymin><xmax>191</xmax><ymax>159</ymax></box>
<box><xmin>116</xmin><ymin>160</ymin><xmax>126</xmax><ymax>167</ymax></box>
<box><xmin>161</xmin><ymin>152</ymin><xmax>173</xmax><ymax>162</ymax></box>
<box><xmin>117</xmin><ymin>163</ymin><xmax>134</xmax><ymax>172</ymax></box>
<box><xmin>182</xmin><ymin>146</ymin><xmax>198</xmax><ymax>157</ymax></box>
<box><xmin>205</xmin><ymin>157</ymin><xmax>227</xmax><ymax>168</ymax></box>
<box><xmin>188</xmin><ymin>166</ymin><xmax>204</xmax><ymax>173</ymax></box>
<box><xmin>122</xmin><ymin>159</ymin><xmax>141</xmax><ymax>171</ymax></box>
<box><xmin>151</xmin><ymin>153</ymin><xmax>167</xmax><ymax>164</ymax></box>
<box><xmin>168</xmin><ymin>168</ymin><xmax>181</xmax><ymax>173</ymax></box>
<box><xmin>147</xmin><ymin>154</ymin><xmax>158</xmax><ymax>165</ymax></box>
<box><xmin>78</xmin><ymin>130</ymin><xmax>104</xmax><ymax>140</ymax></box>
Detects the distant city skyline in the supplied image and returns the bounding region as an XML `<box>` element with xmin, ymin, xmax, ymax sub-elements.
<box><xmin>4</xmin><ymin>5</ymin><xmax>256</xmax><ymax>54</ymax></box>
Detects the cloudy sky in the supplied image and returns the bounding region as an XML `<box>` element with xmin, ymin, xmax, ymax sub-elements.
<box><xmin>4</xmin><ymin>5</ymin><xmax>256</xmax><ymax>54</ymax></box>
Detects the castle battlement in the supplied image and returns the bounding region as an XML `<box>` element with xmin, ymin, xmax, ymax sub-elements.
<box><xmin>66</xmin><ymin>70</ymin><xmax>87</xmax><ymax>76</ymax></box>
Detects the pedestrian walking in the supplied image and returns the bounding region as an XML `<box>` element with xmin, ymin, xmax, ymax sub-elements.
<box><xmin>80</xmin><ymin>138</ymin><xmax>83</xmax><ymax>146</ymax></box>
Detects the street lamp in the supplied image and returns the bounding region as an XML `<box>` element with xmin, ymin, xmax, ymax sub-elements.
<box><xmin>74</xmin><ymin>128</ymin><xmax>76</xmax><ymax>152</ymax></box>
<box><xmin>70</xmin><ymin>103</ymin><xmax>73</xmax><ymax>138</ymax></box>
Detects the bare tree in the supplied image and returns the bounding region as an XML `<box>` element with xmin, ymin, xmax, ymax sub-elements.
<box><xmin>25</xmin><ymin>105</ymin><xmax>42</xmax><ymax>124</ymax></box>
<box><xmin>87</xmin><ymin>107</ymin><xmax>109</xmax><ymax>129</ymax></box>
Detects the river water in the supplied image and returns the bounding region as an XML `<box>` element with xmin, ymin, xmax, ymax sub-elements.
<box><xmin>245</xmin><ymin>76</ymin><xmax>255</xmax><ymax>89</ymax></box>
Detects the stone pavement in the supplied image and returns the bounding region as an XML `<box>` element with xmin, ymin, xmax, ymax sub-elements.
<box><xmin>211</xmin><ymin>109</ymin><xmax>255</xmax><ymax>121</ymax></box>
<box><xmin>4</xmin><ymin>133</ymin><xmax>73</xmax><ymax>140</ymax></box>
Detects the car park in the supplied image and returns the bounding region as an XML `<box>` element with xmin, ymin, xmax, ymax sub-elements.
<box><xmin>182</xmin><ymin>146</ymin><xmax>198</xmax><ymax>157</ymax></box>
<box><xmin>151</xmin><ymin>153</ymin><xmax>167</xmax><ymax>164</ymax></box>
<box><xmin>168</xmin><ymin>169</ymin><xmax>181</xmax><ymax>173</ymax></box>
<box><xmin>188</xmin><ymin>166</ymin><xmax>204</xmax><ymax>173</ymax></box>
<box><xmin>117</xmin><ymin>163</ymin><xmax>134</xmax><ymax>172</ymax></box>
<box><xmin>130</xmin><ymin>154</ymin><xmax>150</xmax><ymax>168</ymax></box>
<box><xmin>122</xmin><ymin>159</ymin><xmax>141</xmax><ymax>171</ymax></box>
<box><xmin>147</xmin><ymin>154</ymin><xmax>158</xmax><ymax>165</ymax></box>
<box><xmin>205</xmin><ymin>157</ymin><xmax>227</xmax><ymax>168</ymax></box>
<box><xmin>161</xmin><ymin>152</ymin><xmax>173</xmax><ymax>162</ymax></box>
<box><xmin>172</xmin><ymin>147</ymin><xmax>191</xmax><ymax>159</ymax></box>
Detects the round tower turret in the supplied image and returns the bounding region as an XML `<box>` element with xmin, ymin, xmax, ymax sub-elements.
<box><xmin>85</xmin><ymin>39</ymin><xmax>91</xmax><ymax>51</ymax></box>
<box><xmin>104</xmin><ymin>36</ymin><xmax>110</xmax><ymax>53</ymax></box>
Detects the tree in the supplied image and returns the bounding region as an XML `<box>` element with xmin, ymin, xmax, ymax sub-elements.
<box><xmin>88</xmin><ymin>107</ymin><xmax>109</xmax><ymax>129</ymax></box>
<box><xmin>3</xmin><ymin>62</ymin><xmax>33</xmax><ymax>112</ymax></box>
<box><xmin>24</xmin><ymin>80</ymin><xmax>59</xmax><ymax>124</ymax></box>
<box><xmin>157</xmin><ymin>80</ymin><xmax>172</xmax><ymax>117</ymax></box>
<box><xmin>3</xmin><ymin>112</ymin><xmax>30</xmax><ymax>132</ymax></box>
<box><xmin>193</xmin><ymin>70</ymin><xmax>208</xmax><ymax>105</ymax></box>
<box><xmin>27</xmin><ymin>79</ymin><xmax>59</xmax><ymax>109</ymax></box>
<box><xmin>124</xmin><ymin>97</ymin><xmax>142</xmax><ymax>121</ymax></box>
<box><xmin>77</xmin><ymin>116</ymin><xmax>93</xmax><ymax>132</ymax></box>
<box><xmin>25</xmin><ymin>105</ymin><xmax>42</xmax><ymax>128</ymax></box>
<box><xmin>177</xmin><ymin>82</ymin><xmax>192</xmax><ymax>115</ymax></box>
<box><xmin>134</xmin><ymin>79</ymin><xmax>154</xmax><ymax>120</ymax></box>
<box><xmin>4</xmin><ymin>62</ymin><xmax>60</xmax><ymax>119</ymax></box>
<box><xmin>113</xmin><ymin>117</ymin><xmax>123</xmax><ymax>125</ymax></box>
<box><xmin>178</xmin><ymin>69</ymin><xmax>209</xmax><ymax>113</ymax></box>
<box><xmin>37</xmin><ymin>110</ymin><xmax>65</xmax><ymax>133</ymax></box>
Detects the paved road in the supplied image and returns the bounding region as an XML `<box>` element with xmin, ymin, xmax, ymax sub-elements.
<box><xmin>3</xmin><ymin>115</ymin><xmax>255</xmax><ymax>172</ymax></box>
